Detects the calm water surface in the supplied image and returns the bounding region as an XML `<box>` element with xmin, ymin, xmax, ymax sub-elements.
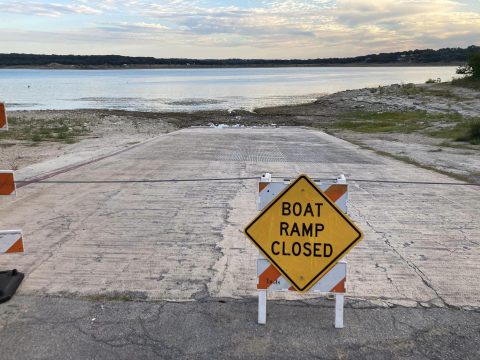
<box><xmin>0</xmin><ymin>67</ymin><xmax>457</xmax><ymax>112</ymax></box>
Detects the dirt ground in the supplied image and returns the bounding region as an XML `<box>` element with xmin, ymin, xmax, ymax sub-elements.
<box><xmin>0</xmin><ymin>110</ymin><xmax>177</xmax><ymax>171</ymax></box>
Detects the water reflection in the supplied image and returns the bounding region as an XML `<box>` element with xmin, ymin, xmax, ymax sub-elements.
<box><xmin>0</xmin><ymin>67</ymin><xmax>457</xmax><ymax>112</ymax></box>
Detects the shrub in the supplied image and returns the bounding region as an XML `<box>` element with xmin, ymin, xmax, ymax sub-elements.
<box><xmin>456</xmin><ymin>64</ymin><xmax>472</xmax><ymax>75</ymax></box>
<box><xmin>456</xmin><ymin>119</ymin><xmax>480</xmax><ymax>144</ymax></box>
<box><xmin>469</xmin><ymin>53</ymin><xmax>480</xmax><ymax>78</ymax></box>
<box><xmin>456</xmin><ymin>53</ymin><xmax>480</xmax><ymax>78</ymax></box>
<box><xmin>467</xmin><ymin>120</ymin><xmax>480</xmax><ymax>142</ymax></box>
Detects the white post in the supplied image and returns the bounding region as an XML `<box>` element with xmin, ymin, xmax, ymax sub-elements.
<box><xmin>335</xmin><ymin>294</ymin><xmax>344</xmax><ymax>328</ymax></box>
<box><xmin>336</xmin><ymin>173</ymin><xmax>347</xmax><ymax>329</ymax></box>
<box><xmin>260</xmin><ymin>173</ymin><xmax>272</xmax><ymax>182</ymax></box>
<box><xmin>258</xmin><ymin>290</ymin><xmax>267</xmax><ymax>324</ymax></box>
<box><xmin>257</xmin><ymin>173</ymin><xmax>271</xmax><ymax>325</ymax></box>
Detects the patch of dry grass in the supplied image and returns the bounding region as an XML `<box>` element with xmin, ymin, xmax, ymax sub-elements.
<box><xmin>0</xmin><ymin>116</ymin><xmax>91</xmax><ymax>144</ymax></box>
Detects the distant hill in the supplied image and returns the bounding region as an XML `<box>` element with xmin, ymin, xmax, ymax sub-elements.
<box><xmin>0</xmin><ymin>45</ymin><xmax>479</xmax><ymax>68</ymax></box>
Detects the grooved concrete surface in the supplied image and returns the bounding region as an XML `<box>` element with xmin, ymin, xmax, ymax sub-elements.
<box><xmin>1</xmin><ymin>127</ymin><xmax>479</xmax><ymax>309</ymax></box>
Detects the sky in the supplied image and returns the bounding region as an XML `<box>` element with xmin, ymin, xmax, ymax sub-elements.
<box><xmin>1</xmin><ymin>0</ymin><xmax>480</xmax><ymax>59</ymax></box>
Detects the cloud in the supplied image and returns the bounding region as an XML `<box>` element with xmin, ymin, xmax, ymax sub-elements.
<box><xmin>327</xmin><ymin>0</ymin><xmax>480</xmax><ymax>52</ymax></box>
<box><xmin>332</xmin><ymin>0</ymin><xmax>461</xmax><ymax>28</ymax></box>
<box><xmin>2</xmin><ymin>1</ymin><xmax>102</xmax><ymax>17</ymax></box>
<box><xmin>133</xmin><ymin>0</ymin><xmax>329</xmax><ymax>45</ymax></box>
<box><xmin>99</xmin><ymin>21</ymin><xmax>169</xmax><ymax>33</ymax></box>
<box><xmin>0</xmin><ymin>0</ymin><xmax>479</xmax><ymax>58</ymax></box>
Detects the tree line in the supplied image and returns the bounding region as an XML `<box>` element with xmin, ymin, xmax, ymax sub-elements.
<box><xmin>0</xmin><ymin>45</ymin><xmax>479</xmax><ymax>67</ymax></box>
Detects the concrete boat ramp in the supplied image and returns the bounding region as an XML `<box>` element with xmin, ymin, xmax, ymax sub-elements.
<box><xmin>1</xmin><ymin>127</ymin><xmax>479</xmax><ymax>359</ymax></box>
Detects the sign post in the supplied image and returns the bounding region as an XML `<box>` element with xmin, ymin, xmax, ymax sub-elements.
<box><xmin>245</xmin><ymin>173</ymin><xmax>363</xmax><ymax>327</ymax></box>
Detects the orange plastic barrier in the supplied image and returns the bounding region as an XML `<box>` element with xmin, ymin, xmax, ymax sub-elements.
<box><xmin>0</xmin><ymin>172</ymin><xmax>15</xmax><ymax>196</ymax></box>
<box><xmin>0</xmin><ymin>103</ymin><xmax>7</xmax><ymax>130</ymax></box>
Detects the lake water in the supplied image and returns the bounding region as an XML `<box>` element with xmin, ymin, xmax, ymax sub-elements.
<box><xmin>0</xmin><ymin>67</ymin><xmax>458</xmax><ymax>112</ymax></box>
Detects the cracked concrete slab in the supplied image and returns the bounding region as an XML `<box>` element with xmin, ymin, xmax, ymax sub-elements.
<box><xmin>0</xmin><ymin>127</ymin><xmax>479</xmax><ymax>310</ymax></box>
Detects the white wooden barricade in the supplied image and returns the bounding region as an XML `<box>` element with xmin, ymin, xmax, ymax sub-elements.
<box><xmin>256</xmin><ymin>173</ymin><xmax>348</xmax><ymax>328</ymax></box>
<box><xmin>0</xmin><ymin>103</ymin><xmax>25</xmax><ymax>303</ymax></box>
<box><xmin>0</xmin><ymin>109</ymin><xmax>23</xmax><ymax>253</ymax></box>
<box><xmin>0</xmin><ymin>148</ymin><xmax>23</xmax><ymax>254</ymax></box>
<box><xmin>0</xmin><ymin>230</ymin><xmax>24</xmax><ymax>254</ymax></box>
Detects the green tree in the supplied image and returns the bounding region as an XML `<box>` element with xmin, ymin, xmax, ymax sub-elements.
<box><xmin>468</xmin><ymin>53</ymin><xmax>480</xmax><ymax>78</ymax></box>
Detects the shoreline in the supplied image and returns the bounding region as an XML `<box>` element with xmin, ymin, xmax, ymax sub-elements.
<box><xmin>0</xmin><ymin>63</ymin><xmax>462</xmax><ymax>70</ymax></box>
<box><xmin>1</xmin><ymin>81</ymin><xmax>479</xmax><ymax>183</ymax></box>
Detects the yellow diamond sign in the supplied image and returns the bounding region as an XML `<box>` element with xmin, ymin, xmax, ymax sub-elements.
<box><xmin>245</xmin><ymin>174</ymin><xmax>364</xmax><ymax>292</ymax></box>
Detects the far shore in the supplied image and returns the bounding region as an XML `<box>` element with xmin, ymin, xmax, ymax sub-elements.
<box><xmin>0</xmin><ymin>62</ymin><xmax>463</xmax><ymax>70</ymax></box>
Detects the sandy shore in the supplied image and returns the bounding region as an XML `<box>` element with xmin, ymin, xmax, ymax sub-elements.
<box><xmin>1</xmin><ymin>82</ymin><xmax>479</xmax><ymax>182</ymax></box>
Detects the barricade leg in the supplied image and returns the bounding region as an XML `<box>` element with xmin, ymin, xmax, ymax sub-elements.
<box><xmin>335</xmin><ymin>294</ymin><xmax>344</xmax><ymax>328</ymax></box>
<box><xmin>258</xmin><ymin>290</ymin><xmax>267</xmax><ymax>324</ymax></box>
